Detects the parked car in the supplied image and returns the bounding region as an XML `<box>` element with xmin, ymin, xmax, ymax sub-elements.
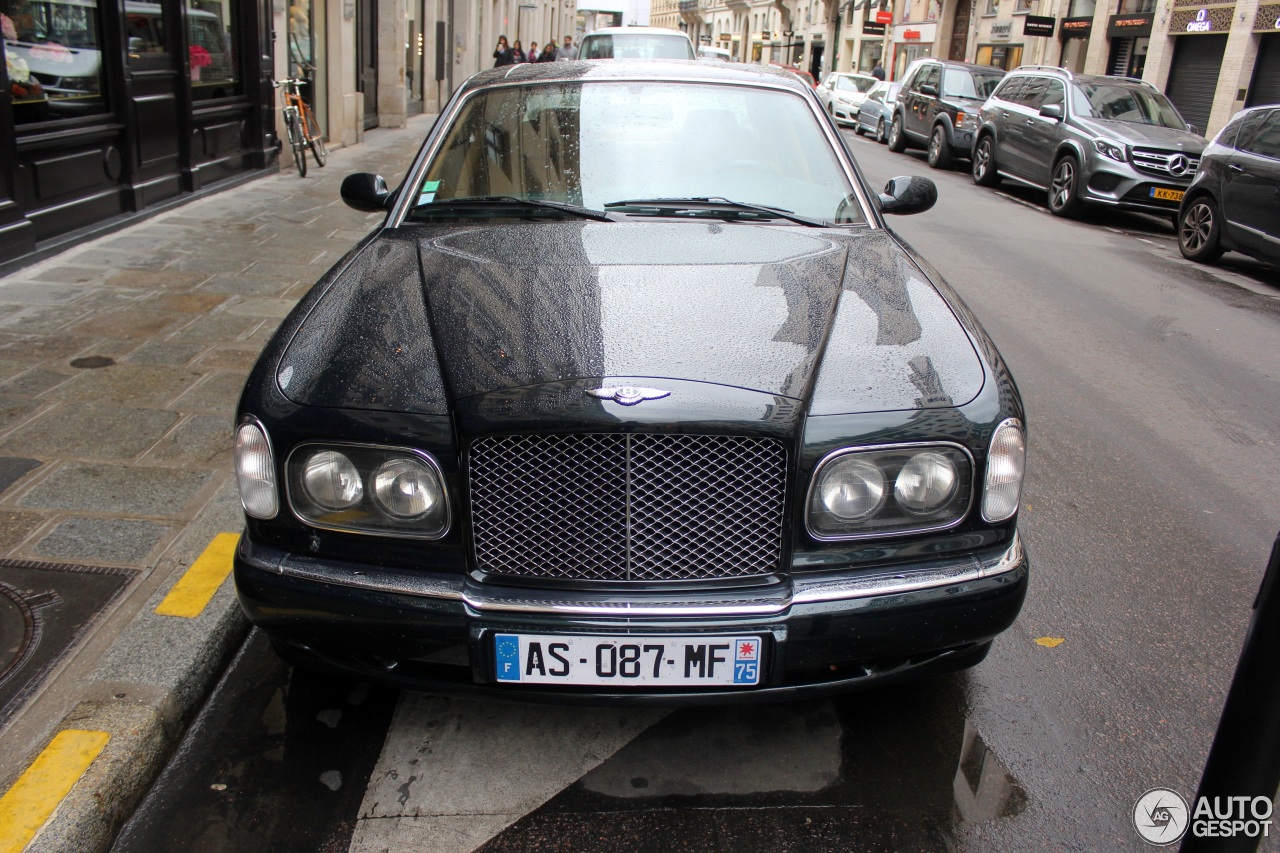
<box><xmin>1177</xmin><ymin>105</ymin><xmax>1280</xmax><ymax>268</ymax></box>
<box><xmin>697</xmin><ymin>45</ymin><xmax>733</xmax><ymax>61</ymax></box>
<box><xmin>971</xmin><ymin>66</ymin><xmax>1207</xmax><ymax>219</ymax></box>
<box><xmin>816</xmin><ymin>72</ymin><xmax>879</xmax><ymax>126</ymax></box>
<box><xmin>233</xmin><ymin>60</ymin><xmax>1028</xmax><ymax>703</ymax></box>
<box><xmin>888</xmin><ymin>58</ymin><xmax>1005</xmax><ymax>169</ymax></box>
<box><xmin>855</xmin><ymin>80</ymin><xmax>902</xmax><ymax>143</ymax></box>
<box><xmin>578</xmin><ymin>26</ymin><xmax>695</xmax><ymax>60</ymax></box>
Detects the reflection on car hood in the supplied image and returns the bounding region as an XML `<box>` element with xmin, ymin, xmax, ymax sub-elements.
<box><xmin>276</xmin><ymin>223</ymin><xmax>985</xmax><ymax>417</ymax></box>
<box><xmin>1075</xmin><ymin>117</ymin><xmax>1206</xmax><ymax>149</ymax></box>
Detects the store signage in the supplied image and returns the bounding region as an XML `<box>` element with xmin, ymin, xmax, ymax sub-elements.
<box><xmin>903</xmin><ymin>28</ymin><xmax>922</xmax><ymax>39</ymax></box>
<box><xmin>1060</xmin><ymin>16</ymin><xmax>1093</xmax><ymax>36</ymax></box>
<box><xmin>1107</xmin><ymin>12</ymin><xmax>1153</xmax><ymax>35</ymax></box>
<box><xmin>720</xmin><ymin>32</ymin><xmax>732</xmax><ymax>40</ymax></box>
<box><xmin>1023</xmin><ymin>15</ymin><xmax>1056</xmax><ymax>35</ymax></box>
<box><xmin>990</xmin><ymin>20</ymin><xmax>1013</xmax><ymax>38</ymax></box>
<box><xmin>876</xmin><ymin>9</ymin><xmax>893</xmax><ymax>23</ymax></box>
<box><xmin>893</xmin><ymin>21</ymin><xmax>936</xmax><ymax>41</ymax></box>
<box><xmin>1186</xmin><ymin>8</ymin><xmax>1213</xmax><ymax>31</ymax></box>
<box><xmin>761</xmin><ymin>30</ymin><xmax>771</xmax><ymax>39</ymax></box>
<box><xmin>863</xmin><ymin>20</ymin><xmax>887</xmax><ymax>34</ymax></box>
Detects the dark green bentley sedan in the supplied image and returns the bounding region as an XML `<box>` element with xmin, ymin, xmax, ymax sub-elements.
<box><xmin>231</xmin><ymin>59</ymin><xmax>1028</xmax><ymax>703</ymax></box>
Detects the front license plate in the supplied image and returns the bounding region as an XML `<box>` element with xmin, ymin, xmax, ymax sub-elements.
<box><xmin>493</xmin><ymin>633</ymin><xmax>763</xmax><ymax>687</ymax></box>
<box><xmin>1151</xmin><ymin>187</ymin><xmax>1184</xmax><ymax>202</ymax></box>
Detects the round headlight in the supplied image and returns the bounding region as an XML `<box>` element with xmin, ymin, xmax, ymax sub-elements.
<box><xmin>818</xmin><ymin>456</ymin><xmax>886</xmax><ymax>521</ymax></box>
<box><xmin>372</xmin><ymin>457</ymin><xmax>440</xmax><ymax>520</ymax></box>
<box><xmin>895</xmin><ymin>451</ymin><xmax>958</xmax><ymax>514</ymax></box>
<box><xmin>302</xmin><ymin>450</ymin><xmax>363</xmax><ymax>511</ymax></box>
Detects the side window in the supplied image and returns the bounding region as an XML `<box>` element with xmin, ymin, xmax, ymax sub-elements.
<box><xmin>919</xmin><ymin>64</ymin><xmax>940</xmax><ymax>93</ymax></box>
<box><xmin>1019</xmin><ymin>78</ymin><xmax>1048</xmax><ymax>108</ymax></box>
<box><xmin>993</xmin><ymin>77</ymin><xmax>1025</xmax><ymax>104</ymax></box>
<box><xmin>1239</xmin><ymin>111</ymin><xmax>1280</xmax><ymax>159</ymax></box>
<box><xmin>1041</xmin><ymin>80</ymin><xmax>1065</xmax><ymax>108</ymax></box>
<box><xmin>1233</xmin><ymin>110</ymin><xmax>1269</xmax><ymax>152</ymax></box>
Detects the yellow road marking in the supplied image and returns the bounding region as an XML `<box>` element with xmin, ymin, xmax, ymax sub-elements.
<box><xmin>1034</xmin><ymin>637</ymin><xmax>1065</xmax><ymax>648</ymax></box>
<box><xmin>155</xmin><ymin>532</ymin><xmax>239</xmax><ymax>618</ymax></box>
<box><xmin>0</xmin><ymin>730</ymin><xmax>110</xmax><ymax>853</ymax></box>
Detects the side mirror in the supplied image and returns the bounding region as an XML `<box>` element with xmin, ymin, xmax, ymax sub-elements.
<box><xmin>1039</xmin><ymin>103</ymin><xmax>1063</xmax><ymax>120</ymax></box>
<box><xmin>878</xmin><ymin>175</ymin><xmax>938</xmax><ymax>216</ymax></box>
<box><xmin>920</xmin><ymin>84</ymin><xmax>938</xmax><ymax>97</ymax></box>
<box><xmin>340</xmin><ymin>173</ymin><xmax>393</xmax><ymax>212</ymax></box>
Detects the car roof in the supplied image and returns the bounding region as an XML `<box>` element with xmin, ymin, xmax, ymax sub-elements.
<box><xmin>830</xmin><ymin>72</ymin><xmax>877</xmax><ymax>79</ymax></box>
<box><xmin>459</xmin><ymin>59</ymin><xmax>814</xmax><ymax>96</ymax></box>
<box><xmin>1006</xmin><ymin>65</ymin><xmax>1156</xmax><ymax>90</ymax></box>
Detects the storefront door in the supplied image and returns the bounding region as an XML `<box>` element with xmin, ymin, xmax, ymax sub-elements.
<box><xmin>125</xmin><ymin>0</ymin><xmax>186</xmax><ymax>205</ymax></box>
<box><xmin>356</xmin><ymin>0</ymin><xmax>377</xmax><ymax>129</ymax></box>
<box><xmin>1164</xmin><ymin>34</ymin><xmax>1225</xmax><ymax>134</ymax></box>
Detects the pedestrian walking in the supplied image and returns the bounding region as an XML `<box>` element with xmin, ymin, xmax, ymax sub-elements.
<box><xmin>558</xmin><ymin>34</ymin><xmax>578</xmax><ymax>60</ymax></box>
<box><xmin>537</xmin><ymin>41</ymin><xmax>556</xmax><ymax>61</ymax></box>
<box><xmin>512</xmin><ymin>39</ymin><xmax>526</xmax><ymax>63</ymax></box>
<box><xmin>493</xmin><ymin>35</ymin><xmax>514</xmax><ymax>67</ymax></box>
<box><xmin>871</xmin><ymin>61</ymin><xmax>885</xmax><ymax>81</ymax></box>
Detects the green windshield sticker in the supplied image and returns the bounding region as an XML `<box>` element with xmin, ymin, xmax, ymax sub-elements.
<box><xmin>418</xmin><ymin>180</ymin><xmax>441</xmax><ymax>205</ymax></box>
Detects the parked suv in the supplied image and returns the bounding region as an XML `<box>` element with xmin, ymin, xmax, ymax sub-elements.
<box><xmin>888</xmin><ymin>58</ymin><xmax>1005</xmax><ymax>169</ymax></box>
<box><xmin>971</xmin><ymin>66</ymin><xmax>1207</xmax><ymax>218</ymax></box>
<box><xmin>1177</xmin><ymin>105</ymin><xmax>1280</xmax><ymax>268</ymax></box>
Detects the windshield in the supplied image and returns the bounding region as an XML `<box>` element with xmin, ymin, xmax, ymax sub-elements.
<box><xmin>943</xmin><ymin>68</ymin><xmax>1003</xmax><ymax>100</ymax></box>
<box><xmin>580</xmin><ymin>33</ymin><xmax>695</xmax><ymax>59</ymax></box>
<box><xmin>1071</xmin><ymin>82</ymin><xmax>1186</xmax><ymax>129</ymax></box>
<box><xmin>412</xmin><ymin>81</ymin><xmax>862</xmax><ymax>224</ymax></box>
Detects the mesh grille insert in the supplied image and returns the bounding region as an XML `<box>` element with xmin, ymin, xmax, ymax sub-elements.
<box><xmin>470</xmin><ymin>434</ymin><xmax>787</xmax><ymax>581</ymax></box>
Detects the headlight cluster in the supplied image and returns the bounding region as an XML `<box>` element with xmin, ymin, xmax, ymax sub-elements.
<box><xmin>235</xmin><ymin>421</ymin><xmax>278</xmax><ymax>519</ymax></box>
<box><xmin>1093</xmin><ymin>138</ymin><xmax>1127</xmax><ymax>162</ymax></box>
<box><xmin>287</xmin><ymin>443</ymin><xmax>449</xmax><ymax>538</ymax></box>
<box><xmin>982</xmin><ymin>419</ymin><xmax>1025</xmax><ymax>522</ymax></box>
<box><xmin>955</xmin><ymin>111</ymin><xmax>977</xmax><ymax>132</ymax></box>
<box><xmin>807</xmin><ymin>444</ymin><xmax>973</xmax><ymax>539</ymax></box>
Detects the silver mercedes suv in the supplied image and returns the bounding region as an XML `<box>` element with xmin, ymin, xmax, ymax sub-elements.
<box><xmin>971</xmin><ymin>66</ymin><xmax>1207</xmax><ymax>218</ymax></box>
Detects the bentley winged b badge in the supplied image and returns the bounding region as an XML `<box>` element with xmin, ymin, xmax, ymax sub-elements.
<box><xmin>585</xmin><ymin>385</ymin><xmax>671</xmax><ymax>406</ymax></box>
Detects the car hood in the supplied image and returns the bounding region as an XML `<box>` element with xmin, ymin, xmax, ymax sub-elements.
<box><xmin>275</xmin><ymin>223</ymin><xmax>985</xmax><ymax>418</ymax></box>
<box><xmin>1074</xmin><ymin>117</ymin><xmax>1206</xmax><ymax>150</ymax></box>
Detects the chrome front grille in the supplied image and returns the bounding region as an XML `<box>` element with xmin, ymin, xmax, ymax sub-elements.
<box><xmin>469</xmin><ymin>433</ymin><xmax>787</xmax><ymax>582</ymax></box>
<box><xmin>1131</xmin><ymin>147</ymin><xmax>1199</xmax><ymax>179</ymax></box>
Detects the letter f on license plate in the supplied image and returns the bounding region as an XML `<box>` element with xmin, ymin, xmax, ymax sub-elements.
<box><xmin>493</xmin><ymin>633</ymin><xmax>764</xmax><ymax>687</ymax></box>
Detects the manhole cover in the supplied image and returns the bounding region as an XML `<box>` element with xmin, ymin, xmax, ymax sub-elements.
<box><xmin>0</xmin><ymin>560</ymin><xmax>135</xmax><ymax>725</ymax></box>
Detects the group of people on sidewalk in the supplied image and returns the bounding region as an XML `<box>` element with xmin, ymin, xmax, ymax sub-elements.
<box><xmin>493</xmin><ymin>34</ymin><xmax>578</xmax><ymax>66</ymax></box>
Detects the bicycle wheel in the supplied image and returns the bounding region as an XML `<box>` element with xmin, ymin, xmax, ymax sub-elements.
<box><xmin>304</xmin><ymin>107</ymin><xmax>327</xmax><ymax>167</ymax></box>
<box><xmin>285</xmin><ymin>111</ymin><xmax>307</xmax><ymax>177</ymax></box>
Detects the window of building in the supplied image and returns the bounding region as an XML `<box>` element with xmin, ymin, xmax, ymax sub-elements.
<box><xmin>1116</xmin><ymin>0</ymin><xmax>1154</xmax><ymax>11</ymax></box>
<box><xmin>1014</xmin><ymin>0</ymin><xmax>1032</xmax><ymax>12</ymax></box>
<box><xmin>187</xmin><ymin>0</ymin><xmax>239</xmax><ymax>100</ymax></box>
<box><xmin>983</xmin><ymin>0</ymin><xmax>998</xmax><ymax>16</ymax></box>
<box><xmin>1067</xmin><ymin>0</ymin><xmax>1095</xmax><ymax>16</ymax></box>
<box><xmin>3</xmin><ymin>0</ymin><xmax>107</xmax><ymax>124</ymax></box>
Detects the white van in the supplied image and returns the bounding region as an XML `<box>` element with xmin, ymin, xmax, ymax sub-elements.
<box><xmin>578</xmin><ymin>27</ymin><xmax>696</xmax><ymax>60</ymax></box>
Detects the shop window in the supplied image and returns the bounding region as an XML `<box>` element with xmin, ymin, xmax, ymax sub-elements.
<box><xmin>983</xmin><ymin>0</ymin><xmax>997</xmax><ymax>16</ymax></box>
<box><xmin>1116</xmin><ymin>0</ymin><xmax>1154</xmax><ymax>12</ymax></box>
<box><xmin>1067</xmin><ymin>0</ymin><xmax>1095</xmax><ymax>16</ymax></box>
<box><xmin>1014</xmin><ymin>0</ymin><xmax>1031</xmax><ymax>12</ymax></box>
<box><xmin>288</xmin><ymin>0</ymin><xmax>313</xmax><ymax>77</ymax></box>
<box><xmin>187</xmin><ymin>0</ymin><xmax>239</xmax><ymax>100</ymax></box>
<box><xmin>2</xmin><ymin>0</ymin><xmax>107</xmax><ymax>124</ymax></box>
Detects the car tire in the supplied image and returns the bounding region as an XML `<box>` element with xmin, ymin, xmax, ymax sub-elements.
<box><xmin>1048</xmin><ymin>155</ymin><xmax>1084</xmax><ymax>218</ymax></box>
<box><xmin>877</xmin><ymin>118</ymin><xmax>887</xmax><ymax>143</ymax></box>
<box><xmin>1178</xmin><ymin>195</ymin><xmax>1225</xmax><ymax>264</ymax></box>
<box><xmin>853</xmin><ymin>116</ymin><xmax>864</xmax><ymax>135</ymax></box>
<box><xmin>927</xmin><ymin>125</ymin><xmax>951</xmax><ymax>169</ymax></box>
<box><xmin>887</xmin><ymin>114</ymin><xmax>906</xmax><ymax>153</ymax></box>
<box><xmin>972</xmin><ymin>135</ymin><xmax>1000</xmax><ymax>187</ymax></box>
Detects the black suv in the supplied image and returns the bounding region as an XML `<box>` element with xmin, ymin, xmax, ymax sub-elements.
<box><xmin>971</xmin><ymin>66</ymin><xmax>1206</xmax><ymax>218</ymax></box>
<box><xmin>888</xmin><ymin>58</ymin><xmax>1005</xmax><ymax>169</ymax></box>
<box><xmin>1178</xmin><ymin>105</ymin><xmax>1280</xmax><ymax>268</ymax></box>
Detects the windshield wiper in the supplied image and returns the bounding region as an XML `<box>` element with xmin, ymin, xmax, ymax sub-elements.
<box><xmin>413</xmin><ymin>196</ymin><xmax>615</xmax><ymax>222</ymax></box>
<box><xmin>604</xmin><ymin>197</ymin><xmax>829</xmax><ymax>227</ymax></box>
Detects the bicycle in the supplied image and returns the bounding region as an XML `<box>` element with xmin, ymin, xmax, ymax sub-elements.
<box><xmin>274</xmin><ymin>77</ymin><xmax>327</xmax><ymax>177</ymax></box>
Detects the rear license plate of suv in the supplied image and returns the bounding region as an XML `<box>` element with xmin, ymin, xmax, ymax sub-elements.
<box><xmin>493</xmin><ymin>633</ymin><xmax>763</xmax><ymax>686</ymax></box>
<box><xmin>1151</xmin><ymin>187</ymin><xmax>1184</xmax><ymax>202</ymax></box>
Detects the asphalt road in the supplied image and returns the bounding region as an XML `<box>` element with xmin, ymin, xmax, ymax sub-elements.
<box><xmin>115</xmin><ymin>128</ymin><xmax>1280</xmax><ymax>853</ymax></box>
